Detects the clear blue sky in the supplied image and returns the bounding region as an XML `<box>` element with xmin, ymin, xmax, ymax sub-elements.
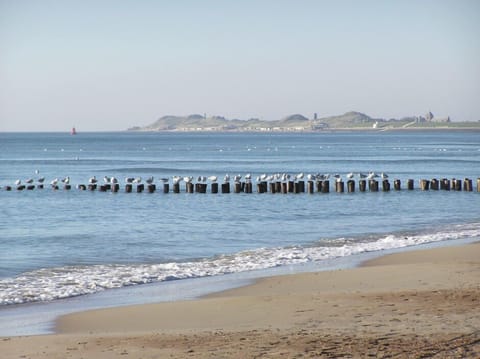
<box><xmin>1</xmin><ymin>0</ymin><xmax>479</xmax><ymax>131</ymax></box>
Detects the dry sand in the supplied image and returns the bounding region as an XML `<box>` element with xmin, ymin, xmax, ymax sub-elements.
<box><xmin>2</xmin><ymin>243</ymin><xmax>479</xmax><ymax>358</ymax></box>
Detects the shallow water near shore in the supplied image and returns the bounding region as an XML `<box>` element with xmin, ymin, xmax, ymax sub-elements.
<box><xmin>0</xmin><ymin>131</ymin><xmax>479</xmax><ymax>335</ymax></box>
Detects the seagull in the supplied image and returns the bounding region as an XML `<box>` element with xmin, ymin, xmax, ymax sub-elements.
<box><xmin>207</xmin><ymin>175</ymin><xmax>218</xmax><ymax>183</ymax></box>
<box><xmin>50</xmin><ymin>178</ymin><xmax>59</xmax><ymax>186</ymax></box>
<box><xmin>103</xmin><ymin>176</ymin><xmax>111</xmax><ymax>184</ymax></box>
<box><xmin>245</xmin><ymin>174</ymin><xmax>252</xmax><ymax>181</ymax></box>
<box><xmin>367</xmin><ymin>172</ymin><xmax>379</xmax><ymax>180</ymax></box>
<box><xmin>295</xmin><ymin>173</ymin><xmax>304</xmax><ymax>181</ymax></box>
<box><xmin>346</xmin><ymin>172</ymin><xmax>354</xmax><ymax>179</ymax></box>
<box><xmin>380</xmin><ymin>172</ymin><xmax>388</xmax><ymax>179</ymax></box>
<box><xmin>358</xmin><ymin>173</ymin><xmax>367</xmax><ymax>179</ymax></box>
<box><xmin>15</xmin><ymin>179</ymin><xmax>21</xmax><ymax>186</ymax></box>
<box><xmin>233</xmin><ymin>174</ymin><xmax>242</xmax><ymax>183</ymax></box>
<box><xmin>35</xmin><ymin>169</ymin><xmax>40</xmax><ymax>175</ymax></box>
<box><xmin>133</xmin><ymin>177</ymin><xmax>142</xmax><ymax>184</ymax></box>
<box><xmin>25</xmin><ymin>178</ymin><xmax>34</xmax><ymax>184</ymax></box>
<box><xmin>307</xmin><ymin>174</ymin><xmax>315</xmax><ymax>181</ymax></box>
<box><xmin>333</xmin><ymin>174</ymin><xmax>342</xmax><ymax>182</ymax></box>
<box><xmin>224</xmin><ymin>174</ymin><xmax>230</xmax><ymax>182</ymax></box>
<box><xmin>37</xmin><ymin>177</ymin><xmax>45</xmax><ymax>183</ymax></box>
<box><xmin>146</xmin><ymin>176</ymin><xmax>154</xmax><ymax>184</ymax></box>
<box><xmin>111</xmin><ymin>177</ymin><xmax>118</xmax><ymax>184</ymax></box>
<box><xmin>183</xmin><ymin>176</ymin><xmax>193</xmax><ymax>183</ymax></box>
<box><xmin>125</xmin><ymin>177</ymin><xmax>134</xmax><ymax>184</ymax></box>
<box><xmin>259</xmin><ymin>173</ymin><xmax>268</xmax><ymax>181</ymax></box>
<box><xmin>88</xmin><ymin>176</ymin><xmax>97</xmax><ymax>184</ymax></box>
<box><xmin>159</xmin><ymin>177</ymin><xmax>169</xmax><ymax>183</ymax></box>
<box><xmin>172</xmin><ymin>176</ymin><xmax>182</xmax><ymax>184</ymax></box>
<box><xmin>62</xmin><ymin>176</ymin><xmax>70</xmax><ymax>184</ymax></box>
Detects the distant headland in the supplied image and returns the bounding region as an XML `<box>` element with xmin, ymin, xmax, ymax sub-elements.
<box><xmin>128</xmin><ymin>111</ymin><xmax>480</xmax><ymax>132</ymax></box>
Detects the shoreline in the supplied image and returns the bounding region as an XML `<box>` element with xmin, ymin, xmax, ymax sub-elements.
<box><xmin>2</xmin><ymin>241</ymin><xmax>479</xmax><ymax>358</ymax></box>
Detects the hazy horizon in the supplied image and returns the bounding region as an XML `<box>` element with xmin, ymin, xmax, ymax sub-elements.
<box><xmin>1</xmin><ymin>0</ymin><xmax>479</xmax><ymax>131</ymax></box>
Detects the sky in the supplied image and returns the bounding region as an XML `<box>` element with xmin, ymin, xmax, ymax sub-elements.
<box><xmin>1</xmin><ymin>0</ymin><xmax>479</xmax><ymax>131</ymax></box>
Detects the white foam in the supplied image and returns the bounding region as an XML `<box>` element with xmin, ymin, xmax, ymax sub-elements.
<box><xmin>1</xmin><ymin>222</ymin><xmax>479</xmax><ymax>305</ymax></box>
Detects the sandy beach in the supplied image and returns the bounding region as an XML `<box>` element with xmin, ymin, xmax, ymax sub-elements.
<box><xmin>2</xmin><ymin>242</ymin><xmax>479</xmax><ymax>358</ymax></box>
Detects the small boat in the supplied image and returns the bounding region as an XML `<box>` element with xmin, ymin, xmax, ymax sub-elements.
<box><xmin>71</xmin><ymin>127</ymin><xmax>77</xmax><ymax>135</ymax></box>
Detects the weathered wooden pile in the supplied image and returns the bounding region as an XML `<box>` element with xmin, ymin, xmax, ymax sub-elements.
<box><xmin>3</xmin><ymin>177</ymin><xmax>479</xmax><ymax>194</ymax></box>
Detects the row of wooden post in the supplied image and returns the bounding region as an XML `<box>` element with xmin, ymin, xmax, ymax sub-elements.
<box><xmin>4</xmin><ymin>178</ymin><xmax>479</xmax><ymax>193</ymax></box>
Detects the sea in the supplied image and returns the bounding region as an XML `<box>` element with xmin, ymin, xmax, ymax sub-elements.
<box><xmin>0</xmin><ymin>130</ymin><xmax>479</xmax><ymax>335</ymax></box>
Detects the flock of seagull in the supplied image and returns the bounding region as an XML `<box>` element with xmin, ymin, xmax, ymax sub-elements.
<box><xmin>9</xmin><ymin>172</ymin><xmax>389</xmax><ymax>189</ymax></box>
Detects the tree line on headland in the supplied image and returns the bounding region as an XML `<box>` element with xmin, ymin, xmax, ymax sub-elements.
<box><xmin>128</xmin><ymin>111</ymin><xmax>480</xmax><ymax>132</ymax></box>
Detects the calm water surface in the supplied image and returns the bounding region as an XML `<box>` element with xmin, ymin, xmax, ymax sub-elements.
<box><xmin>0</xmin><ymin>131</ymin><xmax>479</xmax><ymax>306</ymax></box>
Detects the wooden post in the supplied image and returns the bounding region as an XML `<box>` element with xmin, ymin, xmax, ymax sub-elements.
<box><xmin>322</xmin><ymin>180</ymin><xmax>330</xmax><ymax>193</ymax></box>
<box><xmin>125</xmin><ymin>184</ymin><xmax>133</xmax><ymax>193</ymax></box>
<box><xmin>77</xmin><ymin>184</ymin><xmax>87</xmax><ymax>190</ymax></box>
<box><xmin>257</xmin><ymin>183</ymin><xmax>264</xmax><ymax>193</ymax></box>
<box><xmin>298</xmin><ymin>181</ymin><xmax>305</xmax><ymax>193</ymax></box>
<box><xmin>186</xmin><ymin>182</ymin><xmax>194</xmax><ymax>193</ymax></box>
<box><xmin>88</xmin><ymin>184</ymin><xmax>97</xmax><ymax>191</ymax></box>
<box><xmin>347</xmin><ymin>180</ymin><xmax>355</xmax><ymax>193</ymax></box>
<box><xmin>245</xmin><ymin>182</ymin><xmax>252</xmax><ymax>193</ymax></box>
<box><xmin>147</xmin><ymin>184</ymin><xmax>156</xmax><ymax>193</ymax></box>
<box><xmin>275</xmin><ymin>182</ymin><xmax>281</xmax><ymax>193</ymax></box>
<box><xmin>453</xmin><ymin>178</ymin><xmax>462</xmax><ymax>191</ymax></box>
<box><xmin>27</xmin><ymin>185</ymin><xmax>35</xmax><ymax>190</ymax></box>
<box><xmin>294</xmin><ymin>182</ymin><xmax>300</xmax><ymax>194</ymax></box>
<box><xmin>112</xmin><ymin>183</ymin><xmax>120</xmax><ymax>193</ymax></box>
<box><xmin>211</xmin><ymin>182</ymin><xmax>218</xmax><ymax>194</ymax></box>
<box><xmin>17</xmin><ymin>185</ymin><xmax>26</xmax><ymax>191</ymax></box>
<box><xmin>136</xmin><ymin>184</ymin><xmax>144</xmax><ymax>193</ymax></box>
<box><xmin>234</xmin><ymin>182</ymin><xmax>242</xmax><ymax>193</ymax></box>
<box><xmin>316</xmin><ymin>181</ymin><xmax>322</xmax><ymax>193</ymax></box>
<box><xmin>369</xmin><ymin>180</ymin><xmax>378</xmax><ymax>192</ymax></box>
<box><xmin>419</xmin><ymin>179</ymin><xmax>430</xmax><ymax>190</ymax></box>
<box><xmin>359</xmin><ymin>179</ymin><xmax>366</xmax><ymax>192</ymax></box>
<box><xmin>440</xmin><ymin>178</ymin><xmax>449</xmax><ymax>190</ymax></box>
<box><xmin>382</xmin><ymin>180</ymin><xmax>390</xmax><ymax>192</ymax></box>
<box><xmin>477</xmin><ymin>178</ymin><xmax>480</xmax><ymax>192</ymax></box>
<box><xmin>221</xmin><ymin>182</ymin><xmax>230</xmax><ymax>194</ymax></box>
<box><xmin>5</xmin><ymin>186</ymin><xmax>12</xmax><ymax>191</ymax></box>
<box><xmin>281</xmin><ymin>182</ymin><xmax>287</xmax><ymax>194</ymax></box>
<box><xmin>407</xmin><ymin>179</ymin><xmax>414</xmax><ymax>190</ymax></box>
<box><xmin>393</xmin><ymin>179</ymin><xmax>401</xmax><ymax>191</ymax></box>
<box><xmin>36</xmin><ymin>184</ymin><xmax>44</xmax><ymax>189</ymax></box>
<box><xmin>464</xmin><ymin>178</ymin><xmax>472</xmax><ymax>192</ymax></box>
<box><xmin>335</xmin><ymin>181</ymin><xmax>344</xmax><ymax>193</ymax></box>
<box><xmin>430</xmin><ymin>178</ymin><xmax>439</xmax><ymax>190</ymax></box>
<box><xmin>105</xmin><ymin>184</ymin><xmax>111</xmax><ymax>191</ymax></box>
<box><xmin>173</xmin><ymin>182</ymin><xmax>180</xmax><ymax>193</ymax></box>
<box><xmin>269</xmin><ymin>182</ymin><xmax>276</xmax><ymax>194</ymax></box>
<box><xmin>163</xmin><ymin>183</ymin><xmax>170</xmax><ymax>193</ymax></box>
<box><xmin>198</xmin><ymin>183</ymin><xmax>207</xmax><ymax>193</ymax></box>
<box><xmin>307</xmin><ymin>180</ymin><xmax>314</xmax><ymax>194</ymax></box>
<box><xmin>287</xmin><ymin>181</ymin><xmax>294</xmax><ymax>193</ymax></box>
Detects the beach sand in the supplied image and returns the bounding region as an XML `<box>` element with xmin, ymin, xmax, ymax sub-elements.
<box><xmin>2</xmin><ymin>243</ymin><xmax>479</xmax><ymax>358</ymax></box>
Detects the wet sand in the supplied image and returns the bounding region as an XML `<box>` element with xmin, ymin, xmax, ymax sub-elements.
<box><xmin>2</xmin><ymin>243</ymin><xmax>479</xmax><ymax>358</ymax></box>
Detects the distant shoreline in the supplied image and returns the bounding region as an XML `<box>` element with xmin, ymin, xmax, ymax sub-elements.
<box><xmin>130</xmin><ymin>126</ymin><xmax>480</xmax><ymax>133</ymax></box>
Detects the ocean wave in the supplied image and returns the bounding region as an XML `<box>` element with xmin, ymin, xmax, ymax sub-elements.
<box><xmin>1</xmin><ymin>222</ymin><xmax>479</xmax><ymax>305</ymax></box>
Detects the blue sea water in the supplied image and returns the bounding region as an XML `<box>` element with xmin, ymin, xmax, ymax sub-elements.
<box><xmin>0</xmin><ymin>131</ymin><xmax>479</xmax><ymax>334</ymax></box>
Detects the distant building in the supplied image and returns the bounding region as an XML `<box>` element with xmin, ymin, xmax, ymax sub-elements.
<box><xmin>425</xmin><ymin>111</ymin><xmax>434</xmax><ymax>121</ymax></box>
<box><xmin>314</xmin><ymin>113</ymin><xmax>318</xmax><ymax>120</ymax></box>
